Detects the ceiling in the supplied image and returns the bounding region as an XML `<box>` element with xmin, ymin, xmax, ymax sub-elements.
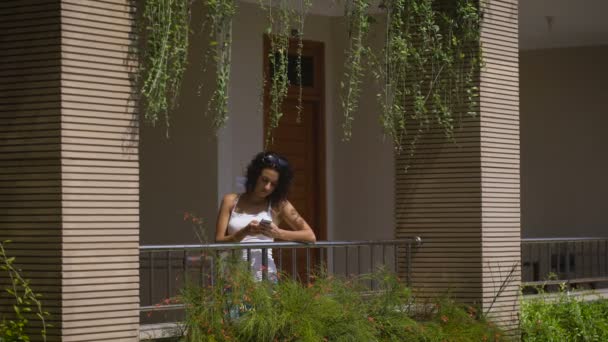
<box><xmin>239</xmin><ymin>0</ymin><xmax>608</xmax><ymax>50</ymax></box>
<box><xmin>519</xmin><ymin>0</ymin><xmax>608</xmax><ymax>50</ymax></box>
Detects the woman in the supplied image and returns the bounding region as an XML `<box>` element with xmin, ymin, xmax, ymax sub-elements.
<box><xmin>215</xmin><ymin>152</ymin><xmax>316</xmax><ymax>280</ymax></box>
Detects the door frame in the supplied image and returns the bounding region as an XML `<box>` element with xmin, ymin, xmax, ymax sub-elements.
<box><xmin>262</xmin><ymin>35</ymin><xmax>327</xmax><ymax>241</ymax></box>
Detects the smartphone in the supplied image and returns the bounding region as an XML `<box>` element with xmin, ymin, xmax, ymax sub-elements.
<box><xmin>260</xmin><ymin>219</ymin><xmax>272</xmax><ymax>227</ymax></box>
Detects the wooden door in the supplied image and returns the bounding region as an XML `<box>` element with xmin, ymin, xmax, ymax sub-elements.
<box><xmin>264</xmin><ymin>38</ymin><xmax>326</xmax><ymax>281</ymax></box>
<box><xmin>269</xmin><ymin>99</ymin><xmax>319</xmax><ymax>236</ymax></box>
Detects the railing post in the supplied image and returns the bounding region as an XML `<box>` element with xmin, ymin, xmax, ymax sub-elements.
<box><xmin>345</xmin><ymin>246</ymin><xmax>349</xmax><ymax>277</ymax></box>
<box><xmin>306</xmin><ymin>248</ymin><xmax>311</xmax><ymax>284</ymax></box>
<box><xmin>167</xmin><ymin>251</ymin><xmax>172</xmax><ymax>300</ymax></box>
<box><xmin>406</xmin><ymin>241</ymin><xmax>412</xmax><ymax>287</ymax></box>
<box><xmin>262</xmin><ymin>248</ymin><xmax>268</xmax><ymax>281</ymax></box>
<box><xmin>149</xmin><ymin>252</ymin><xmax>154</xmax><ymax>305</ymax></box>
<box><xmin>291</xmin><ymin>248</ymin><xmax>297</xmax><ymax>281</ymax></box>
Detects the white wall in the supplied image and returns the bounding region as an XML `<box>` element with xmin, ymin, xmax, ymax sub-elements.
<box><xmin>521</xmin><ymin>45</ymin><xmax>608</xmax><ymax>238</ymax></box>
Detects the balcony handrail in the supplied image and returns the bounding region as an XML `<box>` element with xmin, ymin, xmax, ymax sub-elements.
<box><xmin>140</xmin><ymin>238</ymin><xmax>422</xmax><ymax>316</ymax></box>
<box><xmin>522</xmin><ymin>237</ymin><xmax>608</xmax><ymax>243</ymax></box>
<box><xmin>521</xmin><ymin>236</ymin><xmax>608</xmax><ymax>288</ymax></box>
<box><xmin>140</xmin><ymin>238</ymin><xmax>423</xmax><ymax>251</ymax></box>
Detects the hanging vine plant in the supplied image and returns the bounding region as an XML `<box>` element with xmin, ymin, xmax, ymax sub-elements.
<box><xmin>375</xmin><ymin>0</ymin><xmax>482</xmax><ymax>153</ymax></box>
<box><xmin>258</xmin><ymin>0</ymin><xmax>311</xmax><ymax>146</ymax></box>
<box><xmin>294</xmin><ymin>0</ymin><xmax>312</xmax><ymax>123</ymax></box>
<box><xmin>341</xmin><ymin>0</ymin><xmax>373</xmax><ymax>141</ymax></box>
<box><xmin>140</xmin><ymin>0</ymin><xmax>190</xmax><ymax>135</ymax></box>
<box><xmin>260</xmin><ymin>0</ymin><xmax>296</xmax><ymax>146</ymax></box>
<box><xmin>204</xmin><ymin>0</ymin><xmax>237</xmax><ymax>131</ymax></box>
<box><xmin>137</xmin><ymin>0</ymin><xmax>482</xmax><ymax>148</ymax></box>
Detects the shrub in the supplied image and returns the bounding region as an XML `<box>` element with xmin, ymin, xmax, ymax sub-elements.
<box><xmin>178</xmin><ymin>257</ymin><xmax>504</xmax><ymax>342</ymax></box>
<box><xmin>0</xmin><ymin>241</ymin><xmax>50</xmax><ymax>342</ymax></box>
<box><xmin>521</xmin><ymin>284</ymin><xmax>608</xmax><ymax>342</ymax></box>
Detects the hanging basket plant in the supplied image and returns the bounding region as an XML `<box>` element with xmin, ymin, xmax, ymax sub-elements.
<box><xmin>204</xmin><ymin>0</ymin><xmax>237</xmax><ymax>131</ymax></box>
<box><xmin>294</xmin><ymin>0</ymin><xmax>312</xmax><ymax>123</ymax></box>
<box><xmin>375</xmin><ymin>0</ymin><xmax>482</xmax><ymax>153</ymax></box>
<box><xmin>261</xmin><ymin>0</ymin><xmax>312</xmax><ymax>146</ymax></box>
<box><xmin>137</xmin><ymin>0</ymin><xmax>482</xmax><ymax>149</ymax></box>
<box><xmin>260</xmin><ymin>0</ymin><xmax>296</xmax><ymax>146</ymax></box>
<box><xmin>341</xmin><ymin>0</ymin><xmax>373</xmax><ymax>141</ymax></box>
<box><xmin>140</xmin><ymin>0</ymin><xmax>191</xmax><ymax>135</ymax></box>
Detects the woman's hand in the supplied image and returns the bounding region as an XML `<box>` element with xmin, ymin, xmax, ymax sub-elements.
<box><xmin>243</xmin><ymin>220</ymin><xmax>266</xmax><ymax>236</ymax></box>
<box><xmin>260</xmin><ymin>222</ymin><xmax>283</xmax><ymax>239</ymax></box>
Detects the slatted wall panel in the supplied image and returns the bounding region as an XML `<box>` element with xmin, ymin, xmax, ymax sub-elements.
<box><xmin>395</xmin><ymin>0</ymin><xmax>520</xmax><ymax>331</ymax></box>
<box><xmin>479</xmin><ymin>0</ymin><xmax>520</xmax><ymax>332</ymax></box>
<box><xmin>60</xmin><ymin>0</ymin><xmax>139</xmax><ymax>340</ymax></box>
<box><xmin>0</xmin><ymin>1</ymin><xmax>63</xmax><ymax>340</ymax></box>
<box><xmin>396</xmin><ymin>121</ymin><xmax>483</xmax><ymax>301</ymax></box>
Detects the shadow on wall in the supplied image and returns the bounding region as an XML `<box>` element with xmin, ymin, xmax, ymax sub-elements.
<box><xmin>139</xmin><ymin>0</ymin><xmax>218</xmax><ymax>245</ymax></box>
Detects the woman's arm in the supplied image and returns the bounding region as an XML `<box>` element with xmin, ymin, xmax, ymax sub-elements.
<box><xmin>215</xmin><ymin>194</ymin><xmax>261</xmax><ymax>242</ymax></box>
<box><xmin>262</xmin><ymin>201</ymin><xmax>316</xmax><ymax>242</ymax></box>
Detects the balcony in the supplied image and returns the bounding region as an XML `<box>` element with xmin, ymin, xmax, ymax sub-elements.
<box><xmin>522</xmin><ymin>237</ymin><xmax>608</xmax><ymax>289</ymax></box>
<box><xmin>139</xmin><ymin>238</ymin><xmax>422</xmax><ymax>339</ymax></box>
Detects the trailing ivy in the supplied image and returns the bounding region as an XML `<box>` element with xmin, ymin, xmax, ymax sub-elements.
<box><xmin>260</xmin><ymin>0</ymin><xmax>298</xmax><ymax>146</ymax></box>
<box><xmin>294</xmin><ymin>0</ymin><xmax>312</xmax><ymax>123</ymax></box>
<box><xmin>204</xmin><ymin>0</ymin><xmax>237</xmax><ymax>131</ymax></box>
<box><xmin>1</xmin><ymin>241</ymin><xmax>51</xmax><ymax>342</ymax></box>
<box><xmin>376</xmin><ymin>0</ymin><xmax>482</xmax><ymax>153</ymax></box>
<box><xmin>341</xmin><ymin>0</ymin><xmax>373</xmax><ymax>141</ymax></box>
<box><xmin>140</xmin><ymin>0</ymin><xmax>190</xmax><ymax>135</ymax></box>
<box><xmin>137</xmin><ymin>0</ymin><xmax>482</xmax><ymax>148</ymax></box>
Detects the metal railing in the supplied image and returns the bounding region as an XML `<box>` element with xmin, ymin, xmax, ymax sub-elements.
<box><xmin>522</xmin><ymin>237</ymin><xmax>608</xmax><ymax>287</ymax></box>
<box><xmin>139</xmin><ymin>238</ymin><xmax>422</xmax><ymax>316</ymax></box>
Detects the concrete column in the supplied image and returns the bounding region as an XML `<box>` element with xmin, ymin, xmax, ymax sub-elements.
<box><xmin>395</xmin><ymin>0</ymin><xmax>520</xmax><ymax>332</ymax></box>
<box><xmin>1</xmin><ymin>0</ymin><xmax>140</xmax><ymax>340</ymax></box>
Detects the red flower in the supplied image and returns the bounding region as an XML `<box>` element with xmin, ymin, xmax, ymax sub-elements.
<box><xmin>440</xmin><ymin>315</ymin><xmax>449</xmax><ymax>323</ymax></box>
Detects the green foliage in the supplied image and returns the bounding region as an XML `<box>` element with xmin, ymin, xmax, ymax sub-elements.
<box><xmin>0</xmin><ymin>241</ymin><xmax>50</xmax><ymax>342</ymax></box>
<box><xmin>375</xmin><ymin>0</ymin><xmax>482</xmax><ymax>153</ymax></box>
<box><xmin>178</xmin><ymin>258</ymin><xmax>504</xmax><ymax>342</ymax></box>
<box><xmin>138</xmin><ymin>0</ymin><xmax>483</xmax><ymax>150</ymax></box>
<box><xmin>341</xmin><ymin>0</ymin><xmax>373</xmax><ymax>141</ymax></box>
<box><xmin>521</xmin><ymin>285</ymin><xmax>608</xmax><ymax>342</ymax></box>
<box><xmin>293</xmin><ymin>0</ymin><xmax>312</xmax><ymax>124</ymax></box>
<box><xmin>140</xmin><ymin>0</ymin><xmax>190</xmax><ymax>135</ymax></box>
<box><xmin>204</xmin><ymin>0</ymin><xmax>237</xmax><ymax>131</ymax></box>
<box><xmin>259</xmin><ymin>0</ymin><xmax>311</xmax><ymax>147</ymax></box>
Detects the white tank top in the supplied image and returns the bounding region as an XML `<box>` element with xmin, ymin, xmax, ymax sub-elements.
<box><xmin>226</xmin><ymin>195</ymin><xmax>274</xmax><ymax>243</ymax></box>
<box><xmin>226</xmin><ymin>195</ymin><xmax>277</xmax><ymax>282</ymax></box>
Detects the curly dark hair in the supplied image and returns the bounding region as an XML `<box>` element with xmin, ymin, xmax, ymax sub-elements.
<box><xmin>245</xmin><ymin>151</ymin><xmax>293</xmax><ymax>205</ymax></box>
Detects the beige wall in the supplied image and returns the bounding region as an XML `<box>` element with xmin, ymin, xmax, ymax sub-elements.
<box><xmin>521</xmin><ymin>46</ymin><xmax>608</xmax><ymax>238</ymax></box>
<box><xmin>140</xmin><ymin>0</ymin><xmax>218</xmax><ymax>244</ymax></box>
<box><xmin>328</xmin><ymin>15</ymin><xmax>395</xmax><ymax>241</ymax></box>
<box><xmin>141</xmin><ymin>1</ymin><xmax>396</xmax><ymax>244</ymax></box>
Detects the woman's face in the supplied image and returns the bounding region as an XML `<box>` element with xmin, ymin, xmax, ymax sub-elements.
<box><xmin>253</xmin><ymin>168</ymin><xmax>279</xmax><ymax>198</ymax></box>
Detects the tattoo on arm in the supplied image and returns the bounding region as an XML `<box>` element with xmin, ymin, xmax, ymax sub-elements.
<box><xmin>289</xmin><ymin>207</ymin><xmax>305</xmax><ymax>227</ymax></box>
